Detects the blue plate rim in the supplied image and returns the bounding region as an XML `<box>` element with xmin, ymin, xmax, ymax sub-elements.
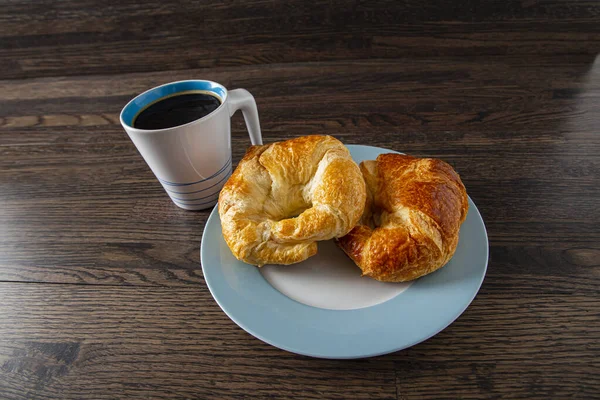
<box><xmin>201</xmin><ymin>144</ymin><xmax>489</xmax><ymax>359</ymax></box>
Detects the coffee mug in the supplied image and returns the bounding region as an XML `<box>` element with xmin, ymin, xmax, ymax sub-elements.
<box><xmin>120</xmin><ymin>80</ymin><xmax>262</xmax><ymax>210</ymax></box>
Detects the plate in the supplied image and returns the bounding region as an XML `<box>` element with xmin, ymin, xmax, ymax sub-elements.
<box><xmin>201</xmin><ymin>145</ymin><xmax>489</xmax><ymax>359</ymax></box>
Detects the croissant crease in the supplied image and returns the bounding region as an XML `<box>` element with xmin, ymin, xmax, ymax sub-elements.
<box><xmin>336</xmin><ymin>153</ymin><xmax>469</xmax><ymax>282</ymax></box>
<box><xmin>218</xmin><ymin>135</ymin><xmax>366</xmax><ymax>266</ymax></box>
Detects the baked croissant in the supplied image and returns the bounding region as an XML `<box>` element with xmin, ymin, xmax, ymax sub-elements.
<box><xmin>218</xmin><ymin>135</ymin><xmax>366</xmax><ymax>266</ymax></box>
<box><xmin>336</xmin><ymin>153</ymin><xmax>468</xmax><ymax>282</ymax></box>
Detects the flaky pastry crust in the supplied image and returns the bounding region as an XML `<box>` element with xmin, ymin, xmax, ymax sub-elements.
<box><xmin>336</xmin><ymin>153</ymin><xmax>468</xmax><ymax>282</ymax></box>
<box><xmin>219</xmin><ymin>135</ymin><xmax>366</xmax><ymax>266</ymax></box>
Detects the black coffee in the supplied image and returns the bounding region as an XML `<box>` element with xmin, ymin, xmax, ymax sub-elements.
<box><xmin>133</xmin><ymin>92</ymin><xmax>221</xmax><ymax>130</ymax></box>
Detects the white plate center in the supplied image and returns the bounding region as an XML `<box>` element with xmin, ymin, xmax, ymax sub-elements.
<box><xmin>260</xmin><ymin>240</ymin><xmax>411</xmax><ymax>310</ymax></box>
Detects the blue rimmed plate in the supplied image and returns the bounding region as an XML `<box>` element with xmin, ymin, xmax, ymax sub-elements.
<box><xmin>201</xmin><ymin>145</ymin><xmax>488</xmax><ymax>359</ymax></box>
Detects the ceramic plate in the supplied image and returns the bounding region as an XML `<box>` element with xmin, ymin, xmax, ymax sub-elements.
<box><xmin>201</xmin><ymin>145</ymin><xmax>488</xmax><ymax>359</ymax></box>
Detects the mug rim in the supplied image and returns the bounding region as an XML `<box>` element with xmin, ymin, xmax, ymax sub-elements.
<box><xmin>119</xmin><ymin>79</ymin><xmax>229</xmax><ymax>134</ymax></box>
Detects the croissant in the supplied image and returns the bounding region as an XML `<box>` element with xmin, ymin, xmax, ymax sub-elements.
<box><xmin>336</xmin><ymin>153</ymin><xmax>468</xmax><ymax>282</ymax></box>
<box><xmin>218</xmin><ymin>135</ymin><xmax>366</xmax><ymax>266</ymax></box>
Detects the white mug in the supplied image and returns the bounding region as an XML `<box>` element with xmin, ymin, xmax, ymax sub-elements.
<box><xmin>120</xmin><ymin>80</ymin><xmax>262</xmax><ymax>210</ymax></box>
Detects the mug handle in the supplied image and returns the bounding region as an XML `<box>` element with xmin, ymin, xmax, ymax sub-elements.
<box><xmin>228</xmin><ymin>89</ymin><xmax>263</xmax><ymax>145</ymax></box>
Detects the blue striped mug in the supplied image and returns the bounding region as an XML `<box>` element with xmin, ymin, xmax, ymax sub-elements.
<box><xmin>120</xmin><ymin>80</ymin><xmax>262</xmax><ymax>210</ymax></box>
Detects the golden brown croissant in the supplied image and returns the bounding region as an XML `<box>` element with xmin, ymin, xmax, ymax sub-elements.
<box><xmin>218</xmin><ymin>135</ymin><xmax>366</xmax><ymax>266</ymax></box>
<box><xmin>336</xmin><ymin>153</ymin><xmax>468</xmax><ymax>282</ymax></box>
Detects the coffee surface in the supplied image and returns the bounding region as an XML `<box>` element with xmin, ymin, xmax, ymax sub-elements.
<box><xmin>133</xmin><ymin>92</ymin><xmax>221</xmax><ymax>130</ymax></box>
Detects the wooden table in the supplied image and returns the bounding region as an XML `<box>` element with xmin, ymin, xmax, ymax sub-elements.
<box><xmin>1</xmin><ymin>1</ymin><xmax>599</xmax><ymax>399</ymax></box>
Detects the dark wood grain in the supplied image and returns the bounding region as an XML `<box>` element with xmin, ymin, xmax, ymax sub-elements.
<box><xmin>1</xmin><ymin>0</ymin><xmax>600</xmax><ymax>79</ymax></box>
<box><xmin>0</xmin><ymin>284</ymin><xmax>398</xmax><ymax>399</ymax></box>
<box><xmin>1</xmin><ymin>57</ymin><xmax>599</xmax><ymax>286</ymax></box>
<box><xmin>2</xmin><ymin>56</ymin><xmax>600</xmax><ymax>132</ymax></box>
<box><xmin>1</xmin><ymin>0</ymin><xmax>600</xmax><ymax>398</ymax></box>
<box><xmin>0</xmin><ymin>282</ymin><xmax>597</xmax><ymax>399</ymax></box>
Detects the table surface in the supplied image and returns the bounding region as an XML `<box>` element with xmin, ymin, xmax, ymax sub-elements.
<box><xmin>1</xmin><ymin>1</ymin><xmax>599</xmax><ymax>399</ymax></box>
